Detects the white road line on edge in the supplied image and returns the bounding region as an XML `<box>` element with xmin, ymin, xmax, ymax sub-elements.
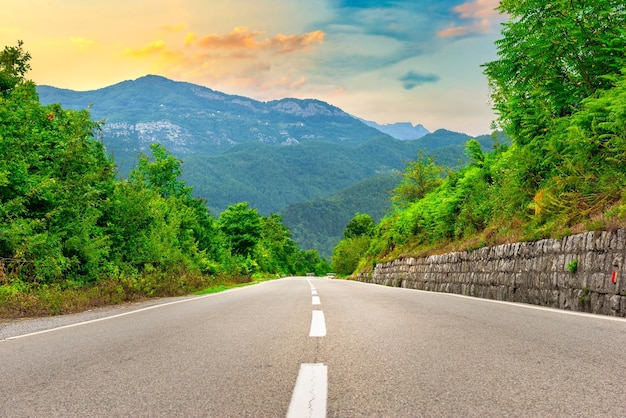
<box><xmin>4</xmin><ymin>284</ymin><xmax>263</xmax><ymax>341</ymax></box>
<box><xmin>309</xmin><ymin>310</ymin><xmax>326</xmax><ymax>337</ymax></box>
<box><xmin>287</xmin><ymin>363</ymin><xmax>328</xmax><ymax>418</ymax></box>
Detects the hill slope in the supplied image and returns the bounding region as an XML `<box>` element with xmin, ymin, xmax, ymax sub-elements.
<box><xmin>280</xmin><ymin>173</ymin><xmax>401</xmax><ymax>258</ymax></box>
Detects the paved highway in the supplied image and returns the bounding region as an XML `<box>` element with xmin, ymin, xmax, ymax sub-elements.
<box><xmin>1</xmin><ymin>277</ymin><xmax>625</xmax><ymax>417</ymax></box>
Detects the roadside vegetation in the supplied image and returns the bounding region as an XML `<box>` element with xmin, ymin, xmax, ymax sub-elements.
<box><xmin>0</xmin><ymin>42</ymin><xmax>329</xmax><ymax>318</ymax></box>
<box><xmin>332</xmin><ymin>0</ymin><xmax>626</xmax><ymax>275</ymax></box>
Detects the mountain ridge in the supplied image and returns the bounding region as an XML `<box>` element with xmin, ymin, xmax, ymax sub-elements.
<box><xmin>361</xmin><ymin>120</ymin><xmax>430</xmax><ymax>140</ymax></box>
<box><xmin>37</xmin><ymin>75</ymin><xmax>389</xmax><ymax>154</ymax></box>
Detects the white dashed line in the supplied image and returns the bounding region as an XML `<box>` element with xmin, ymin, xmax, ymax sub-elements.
<box><xmin>287</xmin><ymin>363</ymin><xmax>328</xmax><ymax>418</ymax></box>
<box><xmin>312</xmin><ymin>296</ymin><xmax>321</xmax><ymax>305</ymax></box>
<box><xmin>309</xmin><ymin>310</ymin><xmax>326</xmax><ymax>337</ymax></box>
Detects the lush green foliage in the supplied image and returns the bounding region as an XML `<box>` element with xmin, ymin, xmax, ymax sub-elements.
<box><xmin>0</xmin><ymin>44</ymin><xmax>329</xmax><ymax>316</ymax></box>
<box><xmin>278</xmin><ymin>135</ymin><xmax>499</xmax><ymax>258</ymax></box>
<box><xmin>483</xmin><ymin>0</ymin><xmax>626</xmax><ymax>143</ymax></box>
<box><xmin>332</xmin><ymin>1</ymin><xmax>626</xmax><ymax>275</ymax></box>
<box><xmin>0</xmin><ymin>41</ymin><xmax>31</xmax><ymax>96</ymax></box>
<box><xmin>390</xmin><ymin>151</ymin><xmax>444</xmax><ymax>208</ymax></box>
<box><xmin>184</xmin><ymin>132</ymin><xmax>483</xmax><ymax>215</ymax></box>
<box><xmin>343</xmin><ymin>213</ymin><xmax>375</xmax><ymax>239</ymax></box>
<box><xmin>331</xmin><ymin>213</ymin><xmax>375</xmax><ymax>275</ymax></box>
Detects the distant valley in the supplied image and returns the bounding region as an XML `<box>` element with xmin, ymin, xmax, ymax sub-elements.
<box><xmin>37</xmin><ymin>75</ymin><xmax>495</xmax><ymax>258</ymax></box>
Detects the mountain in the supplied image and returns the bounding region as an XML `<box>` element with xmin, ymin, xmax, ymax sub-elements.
<box><xmin>37</xmin><ymin>75</ymin><xmax>388</xmax><ymax>174</ymax></box>
<box><xmin>362</xmin><ymin>120</ymin><xmax>430</xmax><ymax>140</ymax></box>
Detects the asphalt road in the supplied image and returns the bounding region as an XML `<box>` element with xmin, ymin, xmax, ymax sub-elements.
<box><xmin>1</xmin><ymin>277</ymin><xmax>625</xmax><ymax>417</ymax></box>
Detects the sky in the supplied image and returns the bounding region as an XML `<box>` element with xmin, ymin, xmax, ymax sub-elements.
<box><xmin>1</xmin><ymin>0</ymin><xmax>507</xmax><ymax>136</ymax></box>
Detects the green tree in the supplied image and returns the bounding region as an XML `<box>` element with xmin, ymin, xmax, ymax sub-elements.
<box><xmin>0</xmin><ymin>79</ymin><xmax>116</xmax><ymax>281</ymax></box>
<box><xmin>483</xmin><ymin>0</ymin><xmax>626</xmax><ymax>143</ymax></box>
<box><xmin>344</xmin><ymin>213</ymin><xmax>375</xmax><ymax>239</ymax></box>
<box><xmin>218</xmin><ymin>202</ymin><xmax>262</xmax><ymax>257</ymax></box>
<box><xmin>255</xmin><ymin>213</ymin><xmax>299</xmax><ymax>273</ymax></box>
<box><xmin>293</xmin><ymin>248</ymin><xmax>330</xmax><ymax>276</ymax></box>
<box><xmin>331</xmin><ymin>235</ymin><xmax>370</xmax><ymax>275</ymax></box>
<box><xmin>391</xmin><ymin>151</ymin><xmax>443</xmax><ymax>207</ymax></box>
<box><xmin>129</xmin><ymin>143</ymin><xmax>192</xmax><ymax>199</ymax></box>
<box><xmin>0</xmin><ymin>41</ymin><xmax>31</xmax><ymax>96</ymax></box>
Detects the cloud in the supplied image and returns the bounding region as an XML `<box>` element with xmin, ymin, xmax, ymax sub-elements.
<box><xmin>453</xmin><ymin>0</ymin><xmax>500</xmax><ymax>19</ymax></box>
<box><xmin>438</xmin><ymin>0</ymin><xmax>504</xmax><ymax>38</ymax></box>
<box><xmin>312</xmin><ymin>0</ymin><xmax>465</xmax><ymax>75</ymax></box>
<box><xmin>267</xmin><ymin>31</ymin><xmax>325</xmax><ymax>54</ymax></box>
<box><xmin>399</xmin><ymin>71</ymin><xmax>439</xmax><ymax>89</ymax></box>
<box><xmin>69</xmin><ymin>37</ymin><xmax>95</xmax><ymax>49</ymax></box>
<box><xmin>187</xmin><ymin>27</ymin><xmax>325</xmax><ymax>54</ymax></box>
<box><xmin>123</xmin><ymin>40</ymin><xmax>167</xmax><ymax>57</ymax></box>
<box><xmin>118</xmin><ymin>26</ymin><xmax>325</xmax><ymax>99</ymax></box>
<box><xmin>192</xmin><ymin>27</ymin><xmax>264</xmax><ymax>49</ymax></box>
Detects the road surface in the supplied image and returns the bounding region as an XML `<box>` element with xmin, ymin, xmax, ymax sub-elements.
<box><xmin>1</xmin><ymin>277</ymin><xmax>625</xmax><ymax>417</ymax></box>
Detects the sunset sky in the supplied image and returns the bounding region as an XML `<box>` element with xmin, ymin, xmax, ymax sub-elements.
<box><xmin>1</xmin><ymin>0</ymin><xmax>506</xmax><ymax>136</ymax></box>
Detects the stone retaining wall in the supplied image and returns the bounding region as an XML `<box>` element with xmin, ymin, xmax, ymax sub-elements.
<box><xmin>357</xmin><ymin>229</ymin><xmax>626</xmax><ymax>316</ymax></box>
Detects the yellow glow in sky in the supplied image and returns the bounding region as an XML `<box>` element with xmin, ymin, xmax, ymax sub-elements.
<box><xmin>1</xmin><ymin>0</ymin><xmax>505</xmax><ymax>135</ymax></box>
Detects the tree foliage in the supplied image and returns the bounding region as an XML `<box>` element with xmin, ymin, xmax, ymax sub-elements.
<box><xmin>331</xmin><ymin>213</ymin><xmax>375</xmax><ymax>275</ymax></box>
<box><xmin>343</xmin><ymin>213</ymin><xmax>375</xmax><ymax>239</ymax></box>
<box><xmin>391</xmin><ymin>151</ymin><xmax>444</xmax><ymax>207</ymax></box>
<box><xmin>0</xmin><ymin>40</ymin><xmax>31</xmax><ymax>96</ymax></box>
<box><xmin>483</xmin><ymin>0</ymin><xmax>626</xmax><ymax>143</ymax></box>
<box><xmin>218</xmin><ymin>202</ymin><xmax>262</xmax><ymax>257</ymax></box>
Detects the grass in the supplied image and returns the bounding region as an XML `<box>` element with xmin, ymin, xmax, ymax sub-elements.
<box><xmin>566</xmin><ymin>259</ymin><xmax>578</xmax><ymax>274</ymax></box>
<box><xmin>193</xmin><ymin>274</ymin><xmax>276</xmax><ymax>295</ymax></box>
<box><xmin>0</xmin><ymin>271</ymin><xmax>279</xmax><ymax>320</ymax></box>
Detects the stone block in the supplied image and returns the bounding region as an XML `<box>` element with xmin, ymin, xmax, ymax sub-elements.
<box><xmin>588</xmin><ymin>272</ymin><xmax>606</xmax><ymax>293</ymax></box>
<box><xmin>610</xmin><ymin>295</ymin><xmax>621</xmax><ymax>312</ymax></box>
<box><xmin>614</xmin><ymin>229</ymin><xmax>626</xmax><ymax>251</ymax></box>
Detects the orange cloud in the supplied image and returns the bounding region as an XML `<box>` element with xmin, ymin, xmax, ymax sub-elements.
<box><xmin>268</xmin><ymin>30</ymin><xmax>325</xmax><ymax>54</ymax></box>
<box><xmin>123</xmin><ymin>40</ymin><xmax>167</xmax><ymax>57</ymax></box>
<box><xmin>119</xmin><ymin>26</ymin><xmax>324</xmax><ymax>99</ymax></box>
<box><xmin>187</xmin><ymin>27</ymin><xmax>325</xmax><ymax>54</ymax></box>
<box><xmin>193</xmin><ymin>27</ymin><xmax>264</xmax><ymax>49</ymax></box>
<box><xmin>453</xmin><ymin>0</ymin><xmax>500</xmax><ymax>19</ymax></box>
<box><xmin>438</xmin><ymin>0</ymin><xmax>503</xmax><ymax>38</ymax></box>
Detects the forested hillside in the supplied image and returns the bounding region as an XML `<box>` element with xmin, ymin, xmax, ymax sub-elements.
<box><xmin>331</xmin><ymin>0</ymin><xmax>626</xmax><ymax>275</ymax></box>
<box><xmin>0</xmin><ymin>43</ymin><xmax>328</xmax><ymax>317</ymax></box>
<box><xmin>281</xmin><ymin>173</ymin><xmax>400</xmax><ymax>259</ymax></box>
<box><xmin>183</xmin><ymin>130</ymin><xmax>496</xmax><ymax>215</ymax></box>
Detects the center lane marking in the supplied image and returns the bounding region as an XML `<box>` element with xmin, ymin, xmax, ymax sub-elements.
<box><xmin>287</xmin><ymin>363</ymin><xmax>328</xmax><ymax>418</ymax></box>
<box><xmin>309</xmin><ymin>310</ymin><xmax>326</xmax><ymax>337</ymax></box>
<box><xmin>291</xmin><ymin>278</ymin><xmax>328</xmax><ymax>417</ymax></box>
